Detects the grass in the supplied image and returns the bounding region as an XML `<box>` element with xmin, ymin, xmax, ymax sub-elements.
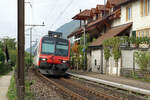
<box><xmin>128</xmin><ymin>73</ymin><xmax>150</xmax><ymax>82</ymax></box>
<box><xmin>25</xmin><ymin>80</ymin><xmax>34</xmax><ymax>100</ymax></box>
<box><xmin>7</xmin><ymin>74</ymin><xmax>17</xmax><ymax>100</ymax></box>
<box><xmin>7</xmin><ymin>71</ymin><xmax>34</xmax><ymax>100</ymax></box>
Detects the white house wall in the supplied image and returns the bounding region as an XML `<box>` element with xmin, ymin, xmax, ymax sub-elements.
<box><xmin>121</xmin><ymin>1</ymin><xmax>150</xmax><ymax>31</ymax></box>
<box><xmin>111</xmin><ymin>1</ymin><xmax>150</xmax><ymax>32</ymax></box>
<box><xmin>111</xmin><ymin>18</ymin><xmax>121</xmax><ymax>27</ymax></box>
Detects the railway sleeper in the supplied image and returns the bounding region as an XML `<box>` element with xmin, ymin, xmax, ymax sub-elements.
<box><xmin>61</xmin><ymin>78</ymin><xmax>119</xmax><ymax>100</ymax></box>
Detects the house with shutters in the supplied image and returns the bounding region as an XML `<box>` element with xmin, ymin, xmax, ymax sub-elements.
<box><xmin>68</xmin><ymin>0</ymin><xmax>150</xmax><ymax>76</ymax></box>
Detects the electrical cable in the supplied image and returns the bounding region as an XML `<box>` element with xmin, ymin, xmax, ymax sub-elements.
<box><xmin>50</xmin><ymin>0</ymin><xmax>75</xmax><ymax>29</ymax></box>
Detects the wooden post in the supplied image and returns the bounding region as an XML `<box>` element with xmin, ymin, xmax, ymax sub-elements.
<box><xmin>17</xmin><ymin>0</ymin><xmax>25</xmax><ymax>99</ymax></box>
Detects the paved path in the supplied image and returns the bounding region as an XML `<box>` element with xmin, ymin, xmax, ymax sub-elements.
<box><xmin>0</xmin><ymin>73</ymin><xmax>12</xmax><ymax>100</ymax></box>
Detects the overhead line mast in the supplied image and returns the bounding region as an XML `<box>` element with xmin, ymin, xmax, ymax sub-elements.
<box><xmin>25</xmin><ymin>24</ymin><xmax>45</xmax><ymax>65</ymax></box>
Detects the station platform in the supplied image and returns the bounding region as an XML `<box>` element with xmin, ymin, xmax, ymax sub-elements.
<box><xmin>67</xmin><ymin>70</ymin><xmax>150</xmax><ymax>96</ymax></box>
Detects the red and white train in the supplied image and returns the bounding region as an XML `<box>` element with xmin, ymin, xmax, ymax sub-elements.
<box><xmin>33</xmin><ymin>31</ymin><xmax>70</xmax><ymax>75</ymax></box>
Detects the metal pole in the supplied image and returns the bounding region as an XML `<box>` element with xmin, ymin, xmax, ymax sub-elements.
<box><xmin>80</xmin><ymin>9</ymin><xmax>82</xmax><ymax>28</ymax></box>
<box><xmin>83</xmin><ymin>21</ymin><xmax>86</xmax><ymax>70</ymax></box>
<box><xmin>104</xmin><ymin>0</ymin><xmax>106</xmax><ymax>17</ymax></box>
<box><xmin>17</xmin><ymin>0</ymin><xmax>25</xmax><ymax>99</ymax></box>
<box><xmin>25</xmin><ymin>24</ymin><xmax>45</xmax><ymax>65</ymax></box>
<box><xmin>30</xmin><ymin>28</ymin><xmax>32</xmax><ymax>65</ymax></box>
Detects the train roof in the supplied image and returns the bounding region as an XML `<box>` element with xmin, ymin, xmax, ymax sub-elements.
<box><xmin>42</xmin><ymin>35</ymin><xmax>68</xmax><ymax>42</ymax></box>
<box><xmin>48</xmin><ymin>31</ymin><xmax>62</xmax><ymax>34</ymax></box>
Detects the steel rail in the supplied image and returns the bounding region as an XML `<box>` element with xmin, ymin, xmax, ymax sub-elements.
<box><xmin>35</xmin><ymin>70</ymin><xmax>88</xmax><ymax>100</ymax></box>
<box><xmin>61</xmin><ymin>78</ymin><xmax>119</xmax><ymax>100</ymax></box>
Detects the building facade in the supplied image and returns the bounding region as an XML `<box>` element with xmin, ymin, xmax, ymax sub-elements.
<box><xmin>68</xmin><ymin>0</ymin><xmax>150</xmax><ymax>76</ymax></box>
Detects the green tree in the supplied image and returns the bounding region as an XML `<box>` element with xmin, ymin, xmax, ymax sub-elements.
<box><xmin>3</xmin><ymin>38</ymin><xmax>16</xmax><ymax>49</ymax></box>
<box><xmin>103</xmin><ymin>40</ymin><xmax>111</xmax><ymax>74</ymax></box>
<box><xmin>2</xmin><ymin>38</ymin><xmax>16</xmax><ymax>66</ymax></box>
<box><xmin>104</xmin><ymin>37</ymin><xmax>121</xmax><ymax>76</ymax></box>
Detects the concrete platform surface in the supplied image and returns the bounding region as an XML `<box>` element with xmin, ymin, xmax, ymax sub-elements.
<box><xmin>0</xmin><ymin>73</ymin><xmax>12</xmax><ymax>100</ymax></box>
<box><xmin>67</xmin><ymin>70</ymin><xmax>150</xmax><ymax>95</ymax></box>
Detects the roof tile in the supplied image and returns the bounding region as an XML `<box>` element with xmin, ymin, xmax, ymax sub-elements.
<box><xmin>89</xmin><ymin>23</ymin><xmax>132</xmax><ymax>47</ymax></box>
<box><xmin>72</xmin><ymin>9</ymin><xmax>92</xmax><ymax>20</ymax></box>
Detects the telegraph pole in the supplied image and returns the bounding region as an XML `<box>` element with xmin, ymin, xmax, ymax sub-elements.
<box><xmin>17</xmin><ymin>0</ymin><xmax>25</xmax><ymax>99</ymax></box>
<box><xmin>25</xmin><ymin>24</ymin><xmax>45</xmax><ymax>65</ymax></box>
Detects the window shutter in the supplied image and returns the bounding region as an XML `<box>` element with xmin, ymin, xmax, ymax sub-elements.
<box><xmin>146</xmin><ymin>0</ymin><xmax>148</xmax><ymax>16</ymax></box>
<box><xmin>141</xmin><ymin>0</ymin><xmax>144</xmax><ymax>16</ymax></box>
<box><xmin>126</xmin><ymin>7</ymin><xmax>128</xmax><ymax>21</ymax></box>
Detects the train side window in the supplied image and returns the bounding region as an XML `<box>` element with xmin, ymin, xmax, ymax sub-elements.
<box><xmin>34</xmin><ymin>48</ymin><xmax>37</xmax><ymax>56</ymax></box>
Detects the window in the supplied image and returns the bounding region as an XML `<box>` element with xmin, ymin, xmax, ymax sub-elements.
<box><xmin>42</xmin><ymin>40</ymin><xmax>55</xmax><ymax>54</ymax></box>
<box><xmin>138</xmin><ymin>32</ymin><xmax>141</xmax><ymax>37</ymax></box>
<box><xmin>96</xmin><ymin>14</ymin><xmax>98</xmax><ymax>19</ymax></box>
<box><xmin>126</xmin><ymin>6</ymin><xmax>132</xmax><ymax>21</ymax></box>
<box><xmin>136</xmin><ymin>28</ymin><xmax>150</xmax><ymax>37</ymax></box>
<box><xmin>56</xmin><ymin>42</ymin><xmax>69</xmax><ymax>57</ymax></box>
<box><xmin>34</xmin><ymin>48</ymin><xmax>37</xmax><ymax>56</ymax></box>
<box><xmin>141</xmin><ymin>0</ymin><xmax>150</xmax><ymax>16</ymax></box>
<box><xmin>148</xmin><ymin>0</ymin><xmax>150</xmax><ymax>14</ymax></box>
<box><xmin>142</xmin><ymin>31</ymin><xmax>144</xmax><ymax>37</ymax></box>
<box><xmin>132</xmin><ymin>31</ymin><xmax>136</xmax><ymax>37</ymax></box>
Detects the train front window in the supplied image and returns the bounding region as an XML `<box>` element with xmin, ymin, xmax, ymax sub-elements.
<box><xmin>56</xmin><ymin>42</ymin><xmax>69</xmax><ymax>56</ymax></box>
<box><xmin>42</xmin><ymin>40</ymin><xmax>55</xmax><ymax>54</ymax></box>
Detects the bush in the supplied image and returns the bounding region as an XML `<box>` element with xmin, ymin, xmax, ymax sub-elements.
<box><xmin>0</xmin><ymin>49</ymin><xmax>5</xmax><ymax>63</ymax></box>
<box><xmin>0</xmin><ymin>63</ymin><xmax>12</xmax><ymax>76</ymax></box>
<box><xmin>135</xmin><ymin>51</ymin><xmax>150</xmax><ymax>71</ymax></box>
<box><xmin>9</xmin><ymin>50</ymin><xmax>17</xmax><ymax>66</ymax></box>
<box><xmin>25</xmin><ymin>52</ymin><xmax>31</xmax><ymax>66</ymax></box>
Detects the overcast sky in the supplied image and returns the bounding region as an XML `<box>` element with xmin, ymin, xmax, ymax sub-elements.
<box><xmin>0</xmin><ymin>0</ymin><xmax>104</xmax><ymax>48</ymax></box>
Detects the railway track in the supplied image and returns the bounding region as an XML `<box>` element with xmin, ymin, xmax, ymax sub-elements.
<box><xmin>33</xmin><ymin>69</ymin><xmax>119</xmax><ymax>100</ymax></box>
<box><xmin>60</xmin><ymin>78</ymin><xmax>119</xmax><ymax>100</ymax></box>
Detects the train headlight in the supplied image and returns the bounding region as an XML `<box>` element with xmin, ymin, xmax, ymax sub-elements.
<box><xmin>62</xmin><ymin>60</ymin><xmax>67</xmax><ymax>63</ymax></box>
<box><xmin>40</xmin><ymin>58</ymin><xmax>47</xmax><ymax>61</ymax></box>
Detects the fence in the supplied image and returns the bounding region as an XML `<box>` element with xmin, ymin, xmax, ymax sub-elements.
<box><xmin>120</xmin><ymin>68</ymin><xmax>150</xmax><ymax>80</ymax></box>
